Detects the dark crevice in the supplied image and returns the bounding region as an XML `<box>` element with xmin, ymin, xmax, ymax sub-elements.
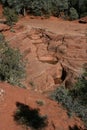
<box><xmin>61</xmin><ymin>67</ymin><xmax>67</xmax><ymax>81</ymax></box>
<box><xmin>0</xmin><ymin>74</ymin><xmax>5</xmax><ymax>81</ymax></box>
<box><xmin>79</xmin><ymin>20</ymin><xmax>87</xmax><ymax>24</ymax></box>
<box><xmin>69</xmin><ymin>125</ymin><xmax>82</xmax><ymax>130</ymax></box>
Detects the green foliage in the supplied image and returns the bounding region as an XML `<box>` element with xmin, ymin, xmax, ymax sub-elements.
<box><xmin>1</xmin><ymin>0</ymin><xmax>87</xmax><ymax>19</ymax></box>
<box><xmin>0</xmin><ymin>33</ymin><xmax>25</xmax><ymax>86</ymax></box>
<box><xmin>3</xmin><ymin>7</ymin><xmax>18</xmax><ymax>26</ymax></box>
<box><xmin>0</xmin><ymin>33</ymin><xmax>5</xmax><ymax>42</ymax></box>
<box><xmin>79</xmin><ymin>0</ymin><xmax>87</xmax><ymax>17</ymax></box>
<box><xmin>0</xmin><ymin>33</ymin><xmax>8</xmax><ymax>51</ymax></box>
<box><xmin>70</xmin><ymin>77</ymin><xmax>87</xmax><ymax>105</ymax></box>
<box><xmin>51</xmin><ymin>73</ymin><xmax>87</xmax><ymax>128</ymax></box>
<box><xmin>69</xmin><ymin>7</ymin><xmax>79</xmax><ymax>20</ymax></box>
<box><xmin>50</xmin><ymin>86</ymin><xmax>73</xmax><ymax>113</ymax></box>
<box><xmin>29</xmin><ymin>0</ymin><xmax>45</xmax><ymax>16</ymax></box>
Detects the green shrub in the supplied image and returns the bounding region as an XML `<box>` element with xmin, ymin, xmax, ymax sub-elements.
<box><xmin>0</xmin><ymin>34</ymin><xmax>25</xmax><ymax>86</ymax></box>
<box><xmin>50</xmin><ymin>86</ymin><xmax>73</xmax><ymax>114</ymax></box>
<box><xmin>3</xmin><ymin>7</ymin><xmax>18</xmax><ymax>26</ymax></box>
<box><xmin>0</xmin><ymin>33</ymin><xmax>5</xmax><ymax>42</ymax></box>
<box><xmin>50</xmin><ymin>73</ymin><xmax>87</xmax><ymax>128</ymax></box>
<box><xmin>0</xmin><ymin>47</ymin><xmax>25</xmax><ymax>85</ymax></box>
<box><xmin>1</xmin><ymin>0</ymin><xmax>87</xmax><ymax>19</ymax></box>
<box><xmin>69</xmin><ymin>7</ymin><xmax>79</xmax><ymax>20</ymax></box>
<box><xmin>0</xmin><ymin>33</ymin><xmax>8</xmax><ymax>51</ymax></box>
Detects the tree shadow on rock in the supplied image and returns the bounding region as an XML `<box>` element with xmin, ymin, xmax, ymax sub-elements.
<box><xmin>13</xmin><ymin>102</ymin><xmax>48</xmax><ymax>130</ymax></box>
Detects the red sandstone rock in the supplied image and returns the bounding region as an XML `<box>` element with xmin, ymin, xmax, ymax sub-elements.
<box><xmin>0</xmin><ymin>23</ymin><xmax>10</xmax><ymax>32</ymax></box>
<box><xmin>38</xmin><ymin>55</ymin><xmax>58</xmax><ymax>64</ymax></box>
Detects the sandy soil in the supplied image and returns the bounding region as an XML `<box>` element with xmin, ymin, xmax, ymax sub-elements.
<box><xmin>0</xmin><ymin>82</ymin><xmax>84</xmax><ymax>130</ymax></box>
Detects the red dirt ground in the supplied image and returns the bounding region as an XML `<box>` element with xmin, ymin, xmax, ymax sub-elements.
<box><xmin>0</xmin><ymin>82</ymin><xmax>84</xmax><ymax>130</ymax></box>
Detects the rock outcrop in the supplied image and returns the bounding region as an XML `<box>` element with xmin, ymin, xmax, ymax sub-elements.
<box><xmin>3</xmin><ymin>19</ymin><xmax>87</xmax><ymax>93</ymax></box>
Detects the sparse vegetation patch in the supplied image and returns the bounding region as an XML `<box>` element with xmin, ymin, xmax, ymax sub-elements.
<box><xmin>51</xmin><ymin>71</ymin><xmax>87</xmax><ymax>128</ymax></box>
<box><xmin>0</xmin><ymin>33</ymin><xmax>25</xmax><ymax>87</ymax></box>
<box><xmin>3</xmin><ymin>7</ymin><xmax>18</xmax><ymax>26</ymax></box>
<box><xmin>1</xmin><ymin>0</ymin><xmax>87</xmax><ymax>19</ymax></box>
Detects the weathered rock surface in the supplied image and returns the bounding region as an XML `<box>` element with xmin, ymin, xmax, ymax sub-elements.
<box><xmin>3</xmin><ymin>18</ymin><xmax>87</xmax><ymax>93</ymax></box>
<box><xmin>0</xmin><ymin>23</ymin><xmax>10</xmax><ymax>32</ymax></box>
<box><xmin>38</xmin><ymin>55</ymin><xmax>58</xmax><ymax>64</ymax></box>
